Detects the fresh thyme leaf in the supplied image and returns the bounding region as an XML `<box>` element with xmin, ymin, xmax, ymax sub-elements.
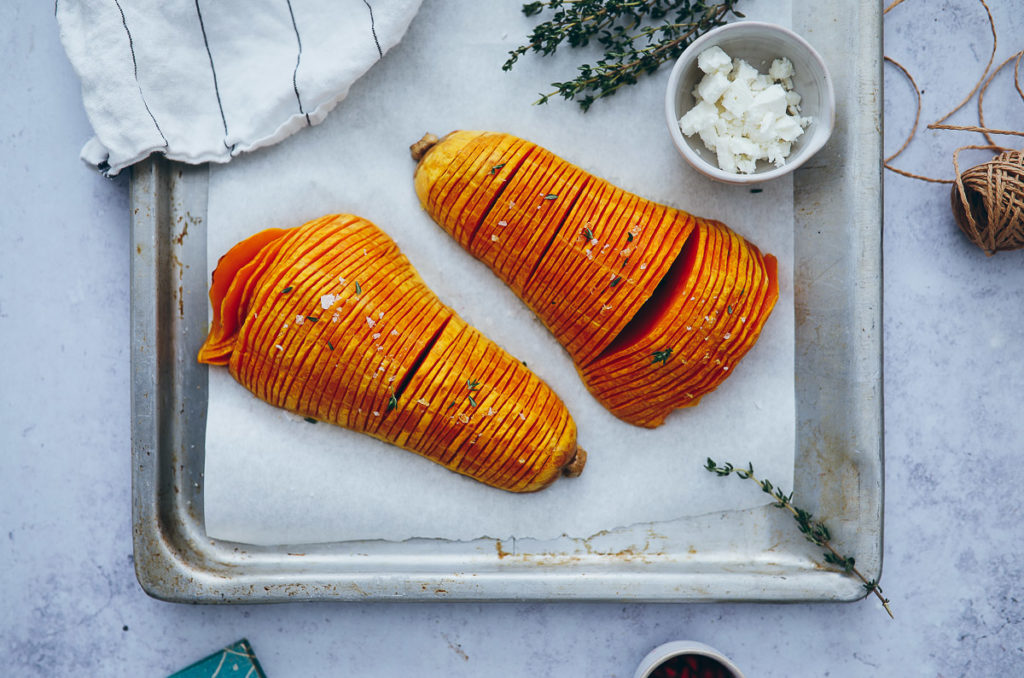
<box><xmin>281</xmin><ymin>286</ymin><xmax>293</xmax><ymax>294</ymax></box>
<box><xmin>306</xmin><ymin>316</ymin><xmax>319</xmax><ymax>322</ymax></box>
<box><xmin>468</xmin><ymin>394</ymin><xmax>478</xmax><ymax>408</ymax></box>
<box><xmin>705</xmin><ymin>457</ymin><xmax>894</xmax><ymax>619</ymax></box>
<box><xmin>544</xmin><ymin>193</ymin><xmax>558</xmax><ymax>200</ymax></box>
<box><xmin>447</xmin><ymin>400</ymin><xmax>457</xmax><ymax>410</ymax></box>
<box><xmin>387</xmin><ymin>393</ymin><xmax>398</xmax><ymax>412</ymax></box>
<box><xmin>651</xmin><ymin>348</ymin><xmax>672</xmax><ymax>365</ymax></box>
<box><xmin>490</xmin><ymin>163</ymin><xmax>506</xmax><ymax>174</ymax></box>
<box><xmin>355</xmin><ymin>281</ymin><xmax>362</xmax><ymax>295</ymax></box>
<box><xmin>727</xmin><ymin>305</ymin><xmax>733</xmax><ymax>314</ymax></box>
<box><xmin>627</xmin><ymin>232</ymin><xmax>634</xmax><ymax>243</ymax></box>
<box><xmin>610</xmin><ymin>276</ymin><xmax>622</xmax><ymax>287</ymax></box>
<box><xmin>505</xmin><ymin>0</ymin><xmax>742</xmax><ymax>111</ymax></box>
<box><xmin>304</xmin><ymin>417</ymin><xmax>317</xmax><ymax>424</ymax></box>
<box><xmin>750</xmin><ymin>188</ymin><xmax>764</xmax><ymax>193</ymax></box>
<box><xmin>466</xmin><ymin>378</ymin><xmax>481</xmax><ymax>391</ymax></box>
<box><xmin>327</xmin><ymin>340</ymin><xmax>334</xmax><ymax>350</ymax></box>
<box><xmin>583</xmin><ymin>227</ymin><xmax>595</xmax><ymax>240</ymax></box>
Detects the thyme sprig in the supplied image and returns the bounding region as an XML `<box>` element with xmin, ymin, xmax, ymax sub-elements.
<box><xmin>705</xmin><ymin>458</ymin><xmax>893</xmax><ymax>619</ymax></box>
<box><xmin>504</xmin><ymin>0</ymin><xmax>742</xmax><ymax>111</ymax></box>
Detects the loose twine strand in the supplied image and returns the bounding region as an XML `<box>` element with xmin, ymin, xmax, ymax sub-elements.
<box><xmin>883</xmin><ymin>0</ymin><xmax>1024</xmax><ymax>254</ymax></box>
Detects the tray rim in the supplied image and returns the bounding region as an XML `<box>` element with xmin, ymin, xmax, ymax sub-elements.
<box><xmin>130</xmin><ymin>3</ymin><xmax>883</xmax><ymax>604</ymax></box>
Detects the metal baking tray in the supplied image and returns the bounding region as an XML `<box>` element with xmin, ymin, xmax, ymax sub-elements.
<box><xmin>130</xmin><ymin>4</ymin><xmax>883</xmax><ymax>603</ymax></box>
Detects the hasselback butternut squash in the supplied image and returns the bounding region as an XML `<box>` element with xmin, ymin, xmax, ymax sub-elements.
<box><xmin>412</xmin><ymin>131</ymin><xmax>779</xmax><ymax>428</ymax></box>
<box><xmin>198</xmin><ymin>214</ymin><xmax>585</xmax><ymax>492</ymax></box>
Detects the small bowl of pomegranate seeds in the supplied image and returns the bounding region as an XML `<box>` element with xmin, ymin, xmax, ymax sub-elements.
<box><xmin>634</xmin><ymin>640</ymin><xmax>745</xmax><ymax>678</ymax></box>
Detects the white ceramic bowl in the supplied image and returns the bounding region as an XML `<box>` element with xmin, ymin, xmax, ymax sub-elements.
<box><xmin>664</xmin><ymin>21</ymin><xmax>835</xmax><ymax>184</ymax></box>
<box><xmin>633</xmin><ymin>640</ymin><xmax>745</xmax><ymax>678</ymax></box>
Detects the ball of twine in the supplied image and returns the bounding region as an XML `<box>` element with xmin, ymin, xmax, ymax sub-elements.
<box><xmin>951</xmin><ymin>149</ymin><xmax>1024</xmax><ymax>255</ymax></box>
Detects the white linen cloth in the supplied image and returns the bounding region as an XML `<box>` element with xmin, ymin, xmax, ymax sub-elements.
<box><xmin>56</xmin><ymin>0</ymin><xmax>423</xmax><ymax>175</ymax></box>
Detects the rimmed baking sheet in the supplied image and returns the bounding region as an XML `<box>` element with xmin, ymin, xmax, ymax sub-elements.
<box><xmin>130</xmin><ymin>0</ymin><xmax>882</xmax><ymax>602</ymax></box>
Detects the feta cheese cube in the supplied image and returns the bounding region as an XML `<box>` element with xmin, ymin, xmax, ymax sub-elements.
<box><xmin>696</xmin><ymin>70</ymin><xmax>731</xmax><ymax>104</ymax></box>
<box><xmin>697</xmin><ymin>45</ymin><xmax>732</xmax><ymax>74</ymax></box>
<box><xmin>678</xmin><ymin>100</ymin><xmax>718</xmax><ymax>136</ymax></box>
<box><xmin>769</xmin><ymin>57</ymin><xmax>794</xmax><ymax>81</ymax></box>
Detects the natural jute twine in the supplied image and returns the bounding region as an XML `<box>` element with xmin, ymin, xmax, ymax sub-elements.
<box><xmin>884</xmin><ymin>0</ymin><xmax>1024</xmax><ymax>255</ymax></box>
<box><xmin>951</xmin><ymin>148</ymin><xmax>1024</xmax><ymax>254</ymax></box>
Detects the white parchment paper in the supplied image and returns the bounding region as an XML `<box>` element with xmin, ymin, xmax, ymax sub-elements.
<box><xmin>203</xmin><ymin>0</ymin><xmax>795</xmax><ymax>545</ymax></box>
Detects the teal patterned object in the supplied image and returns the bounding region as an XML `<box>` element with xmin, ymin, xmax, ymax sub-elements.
<box><xmin>168</xmin><ymin>639</ymin><xmax>267</xmax><ymax>677</ymax></box>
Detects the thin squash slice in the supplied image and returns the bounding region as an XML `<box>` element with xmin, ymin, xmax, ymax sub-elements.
<box><xmin>412</xmin><ymin>131</ymin><xmax>779</xmax><ymax>428</ymax></box>
<box><xmin>199</xmin><ymin>214</ymin><xmax>586</xmax><ymax>492</ymax></box>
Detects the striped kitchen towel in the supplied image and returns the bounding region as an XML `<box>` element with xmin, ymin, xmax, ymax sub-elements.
<box><xmin>56</xmin><ymin>0</ymin><xmax>423</xmax><ymax>176</ymax></box>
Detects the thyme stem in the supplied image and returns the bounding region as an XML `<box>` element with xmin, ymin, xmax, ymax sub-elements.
<box><xmin>705</xmin><ymin>458</ymin><xmax>894</xmax><ymax>619</ymax></box>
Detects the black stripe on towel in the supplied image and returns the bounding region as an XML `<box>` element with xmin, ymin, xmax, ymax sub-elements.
<box><xmin>363</xmin><ymin>0</ymin><xmax>383</xmax><ymax>59</ymax></box>
<box><xmin>112</xmin><ymin>0</ymin><xmax>169</xmax><ymax>148</ymax></box>
<box><xmin>194</xmin><ymin>0</ymin><xmax>233</xmax><ymax>150</ymax></box>
<box><xmin>285</xmin><ymin>0</ymin><xmax>311</xmax><ymax>126</ymax></box>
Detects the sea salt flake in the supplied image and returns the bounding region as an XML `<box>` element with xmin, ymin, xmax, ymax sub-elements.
<box><xmin>320</xmin><ymin>294</ymin><xmax>337</xmax><ymax>310</ymax></box>
<box><xmin>366</xmin><ymin>317</ymin><xmax>376</xmax><ymax>328</ymax></box>
<box><xmin>294</xmin><ymin>315</ymin><xmax>304</xmax><ymax>325</ymax></box>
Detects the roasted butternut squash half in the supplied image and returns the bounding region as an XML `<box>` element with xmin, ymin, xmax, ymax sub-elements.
<box><xmin>412</xmin><ymin>131</ymin><xmax>779</xmax><ymax>428</ymax></box>
<box><xmin>199</xmin><ymin>214</ymin><xmax>585</xmax><ymax>492</ymax></box>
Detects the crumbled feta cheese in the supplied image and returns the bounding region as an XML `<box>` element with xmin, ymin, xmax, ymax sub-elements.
<box><xmin>678</xmin><ymin>48</ymin><xmax>812</xmax><ymax>173</ymax></box>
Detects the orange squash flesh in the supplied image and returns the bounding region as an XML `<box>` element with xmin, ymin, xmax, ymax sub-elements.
<box><xmin>199</xmin><ymin>215</ymin><xmax>585</xmax><ymax>492</ymax></box>
<box><xmin>440</xmin><ymin>135</ymin><xmax>524</xmax><ymax>246</ymax></box>
<box><xmin>413</xmin><ymin>131</ymin><xmax>779</xmax><ymax>427</ymax></box>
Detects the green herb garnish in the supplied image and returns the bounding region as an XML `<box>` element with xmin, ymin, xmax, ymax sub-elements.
<box><xmin>583</xmin><ymin>227</ymin><xmax>595</xmax><ymax>240</ymax></box>
<box><xmin>627</xmin><ymin>232</ymin><xmax>634</xmax><ymax>243</ymax></box>
<box><xmin>490</xmin><ymin>163</ymin><xmax>506</xmax><ymax>174</ymax></box>
<box><xmin>505</xmin><ymin>0</ymin><xmax>742</xmax><ymax>111</ymax></box>
<box><xmin>327</xmin><ymin>340</ymin><xmax>334</xmax><ymax>350</ymax></box>
<box><xmin>705</xmin><ymin>458</ymin><xmax>894</xmax><ymax>619</ymax></box>
<box><xmin>387</xmin><ymin>393</ymin><xmax>398</xmax><ymax>412</ymax></box>
<box><xmin>651</xmin><ymin>348</ymin><xmax>672</xmax><ymax>365</ymax></box>
<box><xmin>306</xmin><ymin>316</ymin><xmax>319</xmax><ymax>322</ymax></box>
<box><xmin>303</xmin><ymin>417</ymin><xmax>317</xmax><ymax>424</ymax></box>
<box><xmin>544</xmin><ymin>193</ymin><xmax>558</xmax><ymax>200</ymax></box>
<box><xmin>281</xmin><ymin>286</ymin><xmax>293</xmax><ymax>294</ymax></box>
<box><xmin>355</xmin><ymin>281</ymin><xmax>362</xmax><ymax>295</ymax></box>
<box><xmin>610</xmin><ymin>276</ymin><xmax>622</xmax><ymax>287</ymax></box>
